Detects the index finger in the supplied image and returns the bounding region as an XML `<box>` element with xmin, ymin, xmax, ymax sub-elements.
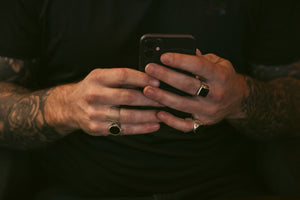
<box><xmin>160</xmin><ymin>53</ymin><xmax>217</xmax><ymax>80</ymax></box>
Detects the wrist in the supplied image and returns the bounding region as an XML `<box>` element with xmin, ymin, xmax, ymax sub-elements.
<box><xmin>44</xmin><ymin>84</ymin><xmax>78</xmax><ymax>135</ymax></box>
<box><xmin>226</xmin><ymin>74</ymin><xmax>250</xmax><ymax>120</ymax></box>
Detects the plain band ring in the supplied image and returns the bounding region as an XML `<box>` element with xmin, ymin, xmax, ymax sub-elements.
<box><xmin>109</xmin><ymin>120</ymin><xmax>122</xmax><ymax>135</ymax></box>
<box><xmin>106</xmin><ymin>106</ymin><xmax>120</xmax><ymax>121</ymax></box>
<box><xmin>195</xmin><ymin>81</ymin><xmax>210</xmax><ymax>97</ymax></box>
<box><xmin>193</xmin><ymin>119</ymin><xmax>205</xmax><ymax>133</ymax></box>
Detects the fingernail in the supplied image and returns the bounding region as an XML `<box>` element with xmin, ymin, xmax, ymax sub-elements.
<box><xmin>161</xmin><ymin>53</ymin><xmax>172</xmax><ymax>64</ymax></box>
<box><xmin>157</xmin><ymin>111</ymin><xmax>167</xmax><ymax>119</ymax></box>
<box><xmin>144</xmin><ymin>87</ymin><xmax>155</xmax><ymax>96</ymax></box>
<box><xmin>145</xmin><ymin>64</ymin><xmax>155</xmax><ymax>74</ymax></box>
<box><xmin>153</xmin><ymin>123</ymin><xmax>160</xmax><ymax>130</ymax></box>
<box><xmin>196</xmin><ymin>49</ymin><xmax>202</xmax><ymax>56</ymax></box>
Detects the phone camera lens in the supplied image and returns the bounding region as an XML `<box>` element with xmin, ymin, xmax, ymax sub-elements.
<box><xmin>144</xmin><ymin>39</ymin><xmax>154</xmax><ymax>48</ymax></box>
<box><xmin>145</xmin><ymin>50</ymin><xmax>154</xmax><ymax>58</ymax></box>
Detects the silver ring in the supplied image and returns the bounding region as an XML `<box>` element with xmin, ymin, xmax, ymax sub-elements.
<box><xmin>195</xmin><ymin>81</ymin><xmax>209</xmax><ymax>97</ymax></box>
<box><xmin>109</xmin><ymin>120</ymin><xmax>122</xmax><ymax>135</ymax></box>
<box><xmin>193</xmin><ymin>119</ymin><xmax>205</xmax><ymax>133</ymax></box>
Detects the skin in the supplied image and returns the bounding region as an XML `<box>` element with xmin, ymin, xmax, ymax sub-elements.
<box><xmin>0</xmin><ymin>57</ymin><xmax>161</xmax><ymax>149</ymax></box>
<box><xmin>45</xmin><ymin>68</ymin><xmax>162</xmax><ymax>136</ymax></box>
<box><xmin>0</xmin><ymin>51</ymin><xmax>299</xmax><ymax>149</ymax></box>
<box><xmin>143</xmin><ymin>51</ymin><xmax>300</xmax><ymax>139</ymax></box>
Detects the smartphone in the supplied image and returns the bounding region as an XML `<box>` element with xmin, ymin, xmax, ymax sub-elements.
<box><xmin>139</xmin><ymin>34</ymin><xmax>197</xmax><ymax>117</ymax></box>
<box><xmin>139</xmin><ymin>34</ymin><xmax>196</xmax><ymax>96</ymax></box>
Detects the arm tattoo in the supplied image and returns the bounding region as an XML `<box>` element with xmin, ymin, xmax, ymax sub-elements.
<box><xmin>230</xmin><ymin>60</ymin><xmax>300</xmax><ymax>140</ymax></box>
<box><xmin>0</xmin><ymin>57</ymin><xmax>37</xmax><ymax>87</ymax></box>
<box><xmin>0</xmin><ymin>57</ymin><xmax>62</xmax><ymax>149</ymax></box>
<box><xmin>250</xmin><ymin>60</ymin><xmax>300</xmax><ymax>81</ymax></box>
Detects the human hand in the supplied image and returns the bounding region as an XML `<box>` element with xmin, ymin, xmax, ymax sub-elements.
<box><xmin>45</xmin><ymin>68</ymin><xmax>162</xmax><ymax>136</ymax></box>
<box><xmin>143</xmin><ymin>52</ymin><xmax>249</xmax><ymax>132</ymax></box>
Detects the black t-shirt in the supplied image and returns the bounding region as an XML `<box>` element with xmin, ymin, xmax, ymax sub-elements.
<box><xmin>0</xmin><ymin>0</ymin><xmax>299</xmax><ymax>199</ymax></box>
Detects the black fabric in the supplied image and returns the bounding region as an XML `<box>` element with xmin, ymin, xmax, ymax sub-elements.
<box><xmin>244</xmin><ymin>0</ymin><xmax>300</xmax><ymax>65</ymax></box>
<box><xmin>0</xmin><ymin>0</ymin><xmax>41</xmax><ymax>59</ymax></box>
<box><xmin>0</xmin><ymin>0</ymin><xmax>299</xmax><ymax>199</ymax></box>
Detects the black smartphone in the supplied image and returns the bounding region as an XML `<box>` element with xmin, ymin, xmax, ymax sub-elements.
<box><xmin>139</xmin><ymin>34</ymin><xmax>197</xmax><ymax>117</ymax></box>
<box><xmin>139</xmin><ymin>34</ymin><xmax>196</xmax><ymax>96</ymax></box>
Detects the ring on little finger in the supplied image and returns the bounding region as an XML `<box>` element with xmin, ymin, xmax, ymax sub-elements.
<box><xmin>193</xmin><ymin>119</ymin><xmax>205</xmax><ymax>133</ymax></box>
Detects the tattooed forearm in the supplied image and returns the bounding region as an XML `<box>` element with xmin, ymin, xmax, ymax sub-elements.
<box><xmin>250</xmin><ymin>60</ymin><xmax>300</xmax><ymax>81</ymax></box>
<box><xmin>0</xmin><ymin>57</ymin><xmax>62</xmax><ymax>149</ymax></box>
<box><xmin>230</xmin><ymin>61</ymin><xmax>300</xmax><ymax>140</ymax></box>
<box><xmin>0</xmin><ymin>86</ymin><xmax>63</xmax><ymax>149</ymax></box>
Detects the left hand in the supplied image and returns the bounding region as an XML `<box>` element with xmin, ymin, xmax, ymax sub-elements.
<box><xmin>143</xmin><ymin>51</ymin><xmax>249</xmax><ymax>132</ymax></box>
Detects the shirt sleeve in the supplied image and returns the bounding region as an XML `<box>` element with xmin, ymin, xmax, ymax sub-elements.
<box><xmin>0</xmin><ymin>0</ymin><xmax>41</xmax><ymax>59</ymax></box>
<box><xmin>244</xmin><ymin>0</ymin><xmax>300</xmax><ymax>65</ymax></box>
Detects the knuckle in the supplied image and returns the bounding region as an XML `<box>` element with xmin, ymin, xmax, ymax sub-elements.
<box><xmin>89</xmin><ymin>68</ymin><xmax>104</xmax><ymax>79</ymax></box>
<box><xmin>120</xmin><ymin>91</ymin><xmax>135</xmax><ymax>104</ymax></box>
<box><xmin>116</xmin><ymin>68</ymin><xmax>129</xmax><ymax>83</ymax></box>
<box><xmin>218</xmin><ymin>69</ymin><xmax>229</xmax><ymax>83</ymax></box>
<box><xmin>212</xmin><ymin>90</ymin><xmax>225</xmax><ymax>103</ymax></box>
<box><xmin>204</xmin><ymin>53</ymin><xmax>217</xmax><ymax>61</ymax></box>
<box><xmin>85</xmin><ymin>107</ymin><xmax>94</xmax><ymax>120</ymax></box>
<box><xmin>182</xmin><ymin>80</ymin><xmax>197</xmax><ymax>94</ymax></box>
<box><xmin>207</xmin><ymin>106</ymin><xmax>219</xmax><ymax>117</ymax></box>
<box><xmin>222</xmin><ymin>59</ymin><xmax>232</xmax><ymax>66</ymax></box>
<box><xmin>174</xmin><ymin>100</ymin><xmax>186</xmax><ymax>111</ymax></box>
<box><xmin>206</xmin><ymin>53</ymin><xmax>217</xmax><ymax>57</ymax></box>
<box><xmin>88</xmin><ymin>121</ymin><xmax>102</xmax><ymax>133</ymax></box>
<box><xmin>85</xmin><ymin>93</ymin><xmax>98</xmax><ymax>104</ymax></box>
<box><xmin>86</xmin><ymin>108</ymin><xmax>99</xmax><ymax>121</ymax></box>
<box><xmin>217</xmin><ymin>61</ymin><xmax>234</xmax><ymax>82</ymax></box>
<box><xmin>194</xmin><ymin>57</ymin><xmax>206</xmax><ymax>69</ymax></box>
<box><xmin>123</xmin><ymin>113</ymin><xmax>134</xmax><ymax>123</ymax></box>
<box><xmin>84</xmin><ymin>87</ymin><xmax>107</xmax><ymax>104</ymax></box>
<box><xmin>119</xmin><ymin>126</ymin><xmax>132</xmax><ymax>135</ymax></box>
<box><xmin>204</xmin><ymin>53</ymin><xmax>224</xmax><ymax>64</ymax></box>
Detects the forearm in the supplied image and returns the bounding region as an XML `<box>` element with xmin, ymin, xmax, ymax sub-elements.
<box><xmin>0</xmin><ymin>56</ymin><xmax>66</xmax><ymax>149</ymax></box>
<box><xmin>0</xmin><ymin>82</ymin><xmax>64</xmax><ymax>149</ymax></box>
<box><xmin>229</xmin><ymin>71</ymin><xmax>300</xmax><ymax>140</ymax></box>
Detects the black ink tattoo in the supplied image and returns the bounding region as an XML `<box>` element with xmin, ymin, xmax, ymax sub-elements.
<box><xmin>1</xmin><ymin>89</ymin><xmax>62</xmax><ymax>149</ymax></box>
<box><xmin>0</xmin><ymin>57</ymin><xmax>62</xmax><ymax>149</ymax></box>
<box><xmin>230</xmin><ymin>60</ymin><xmax>300</xmax><ymax>140</ymax></box>
<box><xmin>250</xmin><ymin>60</ymin><xmax>300</xmax><ymax>81</ymax></box>
<box><xmin>0</xmin><ymin>57</ymin><xmax>38</xmax><ymax>88</ymax></box>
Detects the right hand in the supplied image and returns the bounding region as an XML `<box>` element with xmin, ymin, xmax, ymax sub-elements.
<box><xmin>45</xmin><ymin>68</ymin><xmax>162</xmax><ymax>136</ymax></box>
